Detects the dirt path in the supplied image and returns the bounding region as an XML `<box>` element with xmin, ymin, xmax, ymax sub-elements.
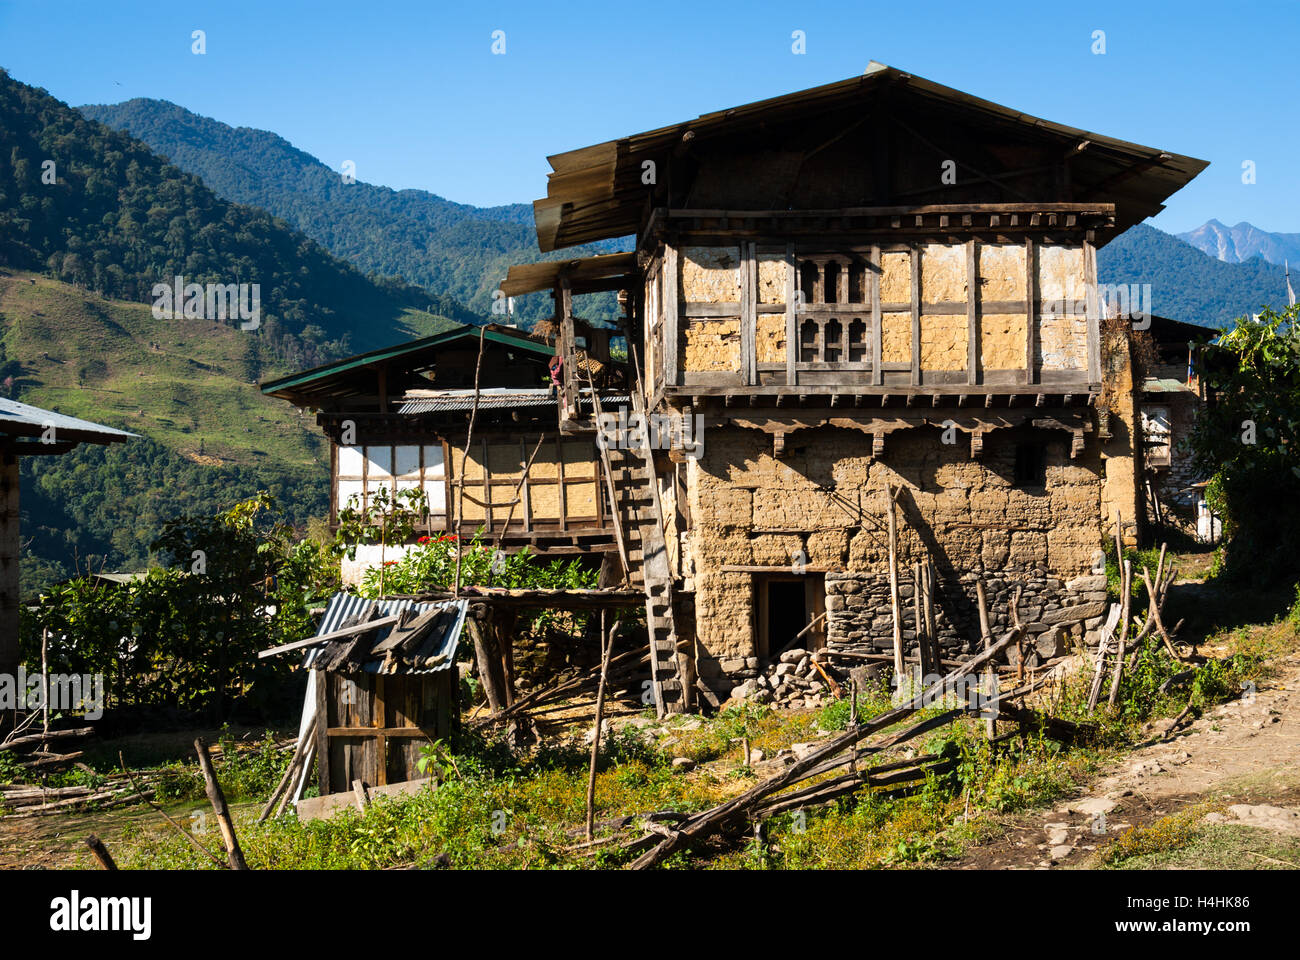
<box><xmin>954</xmin><ymin>645</ymin><xmax>1300</xmax><ymax>868</ymax></box>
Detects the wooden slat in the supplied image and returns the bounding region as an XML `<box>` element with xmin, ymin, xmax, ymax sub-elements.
<box><xmin>1025</xmin><ymin>236</ymin><xmax>1037</xmax><ymax>385</ymax></box>
<box><xmin>785</xmin><ymin>242</ymin><xmax>797</xmax><ymax>386</ymax></box>
<box><xmin>910</xmin><ymin>245</ymin><xmax>921</xmax><ymax>386</ymax></box>
<box><xmin>258</xmin><ymin>615</ymin><xmax>402</xmax><ymax>659</ymax></box>
<box><xmin>740</xmin><ymin>241</ymin><xmax>756</xmax><ymax>385</ymax></box>
<box><xmin>556</xmin><ymin>436</ymin><xmax>568</xmax><ymax>532</ymax></box>
<box><xmin>966</xmin><ymin>239</ymin><xmax>978</xmax><ymax>386</ymax></box>
<box><xmin>663</xmin><ymin>244</ymin><xmax>679</xmax><ymax>388</ymax></box>
<box><xmin>1084</xmin><ymin>238</ymin><xmax>1101</xmax><ymax>383</ymax></box>
<box><xmin>373</xmin><ymin>676</ymin><xmax>387</xmax><ymax>786</ymax></box>
<box><xmin>871</xmin><ymin>243</ymin><xmax>883</xmax><ymax>385</ymax></box>
<box><xmin>315</xmin><ymin>671</ymin><xmax>330</xmax><ymax>796</ymax></box>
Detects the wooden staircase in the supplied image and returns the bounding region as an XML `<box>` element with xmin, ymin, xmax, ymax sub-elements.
<box><xmin>590</xmin><ymin>387</ymin><xmax>686</xmax><ymax>717</ymax></box>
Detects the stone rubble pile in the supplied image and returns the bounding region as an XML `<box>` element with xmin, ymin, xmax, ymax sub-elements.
<box><xmin>727</xmin><ymin>647</ymin><xmax>832</xmax><ymax>709</ymax></box>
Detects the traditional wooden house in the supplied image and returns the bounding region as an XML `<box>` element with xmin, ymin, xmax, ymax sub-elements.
<box><xmin>261</xmin><ymin>322</ymin><xmax>627</xmax><ymax>582</ymax></box>
<box><xmin>0</xmin><ymin>399</ymin><xmax>134</xmax><ymax>714</ymax></box>
<box><xmin>505</xmin><ymin>63</ymin><xmax>1208</xmax><ymax>713</ymax></box>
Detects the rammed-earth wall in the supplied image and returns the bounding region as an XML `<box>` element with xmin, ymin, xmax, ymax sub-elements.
<box><xmin>681</xmin><ymin>426</ymin><xmax>1110</xmax><ymax>675</ymax></box>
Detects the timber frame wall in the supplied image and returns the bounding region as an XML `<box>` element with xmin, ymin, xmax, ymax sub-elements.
<box><xmin>641</xmin><ymin>203</ymin><xmax>1110</xmax><ymax>406</ymax></box>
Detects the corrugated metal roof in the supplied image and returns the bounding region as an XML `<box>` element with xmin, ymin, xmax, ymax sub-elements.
<box><xmin>500</xmin><ymin>251</ymin><xmax>638</xmax><ymax>297</ymax></box>
<box><xmin>1141</xmin><ymin>378</ymin><xmax>1197</xmax><ymax>395</ymax></box>
<box><xmin>396</xmin><ymin>391</ymin><xmax>629</xmax><ymax>415</ymax></box>
<box><xmin>0</xmin><ymin>398</ymin><xmax>137</xmax><ymax>442</ymax></box>
<box><xmin>531</xmin><ymin>62</ymin><xmax>1207</xmax><ymax>252</ymax></box>
<box><xmin>260</xmin><ymin>324</ymin><xmax>555</xmax><ymax>400</ymax></box>
<box><xmin>302</xmin><ymin>593</ymin><xmax>467</xmax><ymax>675</ymax></box>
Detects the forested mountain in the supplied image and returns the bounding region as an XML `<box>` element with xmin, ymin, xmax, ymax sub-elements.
<box><xmin>80</xmin><ymin>97</ymin><xmax>627</xmax><ymax>324</ymax></box>
<box><xmin>0</xmin><ymin>69</ymin><xmax>479</xmax><ymax>592</ymax></box>
<box><xmin>2</xmin><ymin>269</ymin><xmax>331</xmax><ymax>594</ymax></box>
<box><xmin>0</xmin><ymin>69</ymin><xmax>478</xmax><ymax>374</ymax></box>
<box><xmin>1097</xmin><ymin>223</ymin><xmax>1290</xmax><ymax>329</ymax></box>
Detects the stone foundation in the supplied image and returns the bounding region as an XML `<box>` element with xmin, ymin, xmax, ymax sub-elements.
<box><xmin>824</xmin><ymin>568</ymin><xmax>1110</xmax><ymax>662</ymax></box>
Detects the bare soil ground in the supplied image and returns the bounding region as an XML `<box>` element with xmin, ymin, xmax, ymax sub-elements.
<box><xmin>954</xmin><ymin>558</ymin><xmax>1300</xmax><ymax>870</ymax></box>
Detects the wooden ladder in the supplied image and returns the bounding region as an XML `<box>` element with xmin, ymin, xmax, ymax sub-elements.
<box><xmin>589</xmin><ymin>384</ymin><xmax>685</xmax><ymax>717</ymax></box>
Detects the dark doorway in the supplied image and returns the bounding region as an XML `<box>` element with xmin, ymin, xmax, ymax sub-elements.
<box><xmin>768</xmin><ymin>581</ymin><xmax>807</xmax><ymax>655</ymax></box>
<box><xmin>755</xmin><ymin>574</ymin><xmax>826</xmax><ymax>662</ymax></box>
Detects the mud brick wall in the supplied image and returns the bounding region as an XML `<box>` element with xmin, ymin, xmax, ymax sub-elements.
<box><xmin>824</xmin><ymin>569</ymin><xmax>1112</xmax><ymax>662</ymax></box>
<box><xmin>683</xmin><ymin>426</ymin><xmax>1108</xmax><ymax>676</ymax></box>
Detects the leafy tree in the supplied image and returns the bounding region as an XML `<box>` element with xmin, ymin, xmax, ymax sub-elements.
<box><xmin>1191</xmin><ymin>304</ymin><xmax>1300</xmax><ymax>583</ymax></box>
<box><xmin>22</xmin><ymin>493</ymin><xmax>338</xmax><ymax>721</ymax></box>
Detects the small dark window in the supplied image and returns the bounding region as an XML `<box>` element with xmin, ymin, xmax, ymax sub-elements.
<box><xmin>1013</xmin><ymin>442</ymin><xmax>1047</xmax><ymax>488</ymax></box>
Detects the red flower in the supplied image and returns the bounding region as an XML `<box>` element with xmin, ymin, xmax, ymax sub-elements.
<box><xmin>417</xmin><ymin>535</ymin><xmax>431</xmax><ymax>544</ymax></box>
<box><xmin>383</xmin><ymin>560</ymin><xmax>397</xmax><ymax>566</ymax></box>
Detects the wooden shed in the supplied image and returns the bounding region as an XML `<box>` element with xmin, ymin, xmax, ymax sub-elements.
<box><xmin>290</xmin><ymin>594</ymin><xmax>468</xmax><ymax>798</ymax></box>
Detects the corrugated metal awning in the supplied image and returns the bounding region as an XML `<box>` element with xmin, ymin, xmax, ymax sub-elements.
<box><xmin>0</xmin><ymin>398</ymin><xmax>137</xmax><ymax>443</ymax></box>
<box><xmin>396</xmin><ymin>391</ymin><xmax>629</xmax><ymax>415</ymax></box>
<box><xmin>302</xmin><ymin>593</ymin><xmax>467</xmax><ymax>675</ymax></box>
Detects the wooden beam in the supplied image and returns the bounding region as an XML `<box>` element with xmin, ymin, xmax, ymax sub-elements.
<box><xmin>1025</xmin><ymin>236</ymin><xmax>1037</xmax><ymax>385</ymax></box>
<box><xmin>966</xmin><ymin>239</ymin><xmax>978</xmax><ymax>386</ymax></box>
<box><xmin>258</xmin><ymin>615</ymin><xmax>401</xmax><ymax>659</ymax></box>
<box><xmin>741</xmin><ymin>241</ymin><xmax>757</xmax><ymax>385</ymax></box>
<box><xmin>871</xmin><ymin>243</ymin><xmax>883</xmax><ymax>386</ymax></box>
<box><xmin>910</xmin><ymin>245</ymin><xmax>921</xmax><ymax>386</ymax></box>
<box><xmin>785</xmin><ymin>242</ymin><xmax>797</xmax><ymax>386</ymax></box>
<box><xmin>1084</xmin><ymin>238</ymin><xmax>1102</xmax><ymax>383</ymax></box>
<box><xmin>663</xmin><ymin>244</ymin><xmax>679</xmax><ymax>388</ymax></box>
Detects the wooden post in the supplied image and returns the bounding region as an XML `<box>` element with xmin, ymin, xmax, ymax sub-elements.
<box><xmin>1107</xmin><ymin>558</ymin><xmax>1133</xmax><ymax>709</ymax></box>
<box><xmin>194</xmin><ymin>738</ymin><xmax>248</xmax><ymax>870</ymax></box>
<box><xmin>0</xmin><ymin>454</ymin><xmax>19</xmax><ymax>729</ymax></box>
<box><xmin>922</xmin><ymin>562</ymin><xmax>938</xmax><ymax>676</ymax></box>
<box><xmin>909</xmin><ymin>246</ymin><xmax>921</xmax><ymax>386</ymax></box>
<box><xmin>84</xmin><ymin>834</ymin><xmax>117</xmax><ymax>871</ymax></box>
<box><xmin>663</xmin><ymin>245</ymin><xmax>679</xmax><ymax>388</ymax></box>
<box><xmin>912</xmin><ymin>562</ymin><xmax>925</xmax><ymax>683</ymax></box>
<box><xmin>41</xmin><ymin>627</ymin><xmax>50</xmax><ymax>743</ymax></box>
<box><xmin>886</xmin><ymin>485</ymin><xmax>904</xmax><ymax>686</ymax></box>
<box><xmin>785</xmin><ymin>242</ymin><xmax>798</xmax><ymax>385</ymax></box>
<box><xmin>315</xmin><ymin>669</ymin><xmax>330</xmax><ymax>796</ymax></box>
<box><xmin>585</xmin><ymin>611</ymin><xmax>614</xmax><ymax>841</ymax></box>
<box><xmin>966</xmin><ymin>239</ymin><xmax>978</xmax><ymax>385</ymax></box>
<box><xmin>974</xmin><ymin>579</ymin><xmax>995</xmax><ymax>739</ymax></box>
<box><xmin>258</xmin><ymin>713</ymin><xmax>317</xmax><ymax>822</ymax></box>
<box><xmin>453</xmin><ymin>326</ymin><xmax>487</xmax><ymax>597</ymax></box>
<box><xmin>870</xmin><ymin>243</ymin><xmax>883</xmax><ymax>386</ymax></box>
<box><xmin>468</xmin><ymin>616</ymin><xmax>509</xmax><ymax>715</ymax></box>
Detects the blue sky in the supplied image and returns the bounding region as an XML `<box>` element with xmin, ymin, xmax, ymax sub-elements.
<box><xmin>1</xmin><ymin>0</ymin><xmax>1296</xmax><ymax>233</ymax></box>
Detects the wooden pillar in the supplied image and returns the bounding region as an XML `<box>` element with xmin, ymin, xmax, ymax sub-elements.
<box><xmin>740</xmin><ymin>241</ymin><xmax>757</xmax><ymax>385</ymax></box>
<box><xmin>870</xmin><ymin>244</ymin><xmax>883</xmax><ymax>385</ymax></box>
<box><xmin>886</xmin><ymin>486</ymin><xmax>904</xmax><ymax>684</ymax></box>
<box><xmin>314</xmin><ymin>669</ymin><xmax>331</xmax><ymax>796</ymax></box>
<box><xmin>662</xmin><ymin>245</ymin><xmax>679</xmax><ymax>388</ymax></box>
<box><xmin>0</xmin><ymin>453</ymin><xmax>19</xmax><ymax>726</ymax></box>
<box><xmin>909</xmin><ymin>245</ymin><xmax>921</xmax><ymax>386</ymax></box>
<box><xmin>785</xmin><ymin>242</ymin><xmax>798</xmax><ymax>385</ymax></box>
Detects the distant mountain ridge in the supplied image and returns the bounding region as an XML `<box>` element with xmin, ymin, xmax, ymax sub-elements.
<box><xmin>80</xmin><ymin>98</ymin><xmax>626</xmax><ymax>323</ymax></box>
<box><xmin>1177</xmin><ymin>219</ymin><xmax>1300</xmax><ymax>268</ymax></box>
<box><xmin>0</xmin><ymin>69</ymin><xmax>475</xmax><ymax>371</ymax></box>
<box><xmin>1098</xmin><ymin>223</ymin><xmax>1290</xmax><ymax>329</ymax></box>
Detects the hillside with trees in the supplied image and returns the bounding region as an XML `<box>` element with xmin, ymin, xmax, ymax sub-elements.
<box><xmin>0</xmin><ymin>69</ymin><xmax>480</xmax><ymax>371</ymax></box>
<box><xmin>80</xmin><ymin>97</ymin><xmax>627</xmax><ymax>324</ymax></box>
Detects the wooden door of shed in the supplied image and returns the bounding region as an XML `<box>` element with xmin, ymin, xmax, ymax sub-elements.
<box><xmin>316</xmin><ymin>670</ymin><xmax>454</xmax><ymax>796</ymax></box>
